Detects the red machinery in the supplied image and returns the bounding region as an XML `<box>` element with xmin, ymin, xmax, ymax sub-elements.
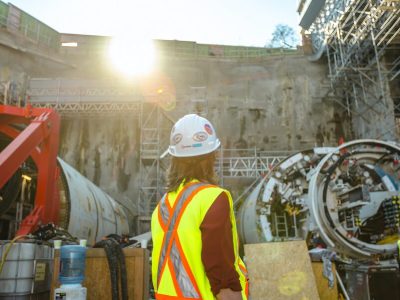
<box><xmin>0</xmin><ymin>104</ymin><xmax>60</xmax><ymax>236</ymax></box>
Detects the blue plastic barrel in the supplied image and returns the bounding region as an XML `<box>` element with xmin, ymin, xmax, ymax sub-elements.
<box><xmin>59</xmin><ymin>245</ymin><xmax>87</xmax><ymax>285</ymax></box>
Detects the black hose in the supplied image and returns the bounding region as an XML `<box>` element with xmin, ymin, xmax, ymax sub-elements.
<box><xmin>112</xmin><ymin>239</ymin><xmax>128</xmax><ymax>300</ymax></box>
<box><xmin>94</xmin><ymin>239</ymin><xmax>119</xmax><ymax>300</ymax></box>
<box><xmin>94</xmin><ymin>237</ymin><xmax>129</xmax><ymax>300</ymax></box>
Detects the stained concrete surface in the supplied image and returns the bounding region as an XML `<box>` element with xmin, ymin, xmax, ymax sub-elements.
<box><xmin>53</xmin><ymin>53</ymin><xmax>345</xmax><ymax>215</ymax></box>
<box><xmin>0</xmin><ymin>32</ymin><xmax>397</xmax><ymax>219</ymax></box>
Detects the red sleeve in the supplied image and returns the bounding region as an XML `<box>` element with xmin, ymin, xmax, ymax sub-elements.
<box><xmin>200</xmin><ymin>191</ymin><xmax>242</xmax><ymax>296</ymax></box>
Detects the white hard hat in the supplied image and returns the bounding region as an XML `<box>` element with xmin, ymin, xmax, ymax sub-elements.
<box><xmin>168</xmin><ymin>114</ymin><xmax>221</xmax><ymax>157</ymax></box>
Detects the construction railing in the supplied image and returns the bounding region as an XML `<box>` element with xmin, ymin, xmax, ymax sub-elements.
<box><xmin>155</xmin><ymin>40</ymin><xmax>300</xmax><ymax>59</ymax></box>
<box><xmin>0</xmin><ymin>0</ymin><xmax>60</xmax><ymax>50</ymax></box>
<box><xmin>0</xmin><ymin>1</ymin><xmax>8</xmax><ymax>27</ymax></box>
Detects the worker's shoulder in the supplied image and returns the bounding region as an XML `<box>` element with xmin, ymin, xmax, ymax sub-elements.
<box><xmin>201</xmin><ymin>184</ymin><xmax>231</xmax><ymax>197</ymax></box>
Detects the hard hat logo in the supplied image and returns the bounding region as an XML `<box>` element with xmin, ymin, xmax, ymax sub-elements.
<box><xmin>171</xmin><ymin>133</ymin><xmax>183</xmax><ymax>145</ymax></box>
<box><xmin>193</xmin><ymin>132</ymin><xmax>208</xmax><ymax>142</ymax></box>
<box><xmin>204</xmin><ymin>124</ymin><xmax>213</xmax><ymax>135</ymax></box>
<box><xmin>168</xmin><ymin>114</ymin><xmax>220</xmax><ymax>157</ymax></box>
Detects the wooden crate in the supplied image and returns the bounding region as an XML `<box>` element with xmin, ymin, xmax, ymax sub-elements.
<box><xmin>51</xmin><ymin>248</ymin><xmax>149</xmax><ymax>300</ymax></box>
<box><xmin>244</xmin><ymin>241</ymin><xmax>320</xmax><ymax>300</ymax></box>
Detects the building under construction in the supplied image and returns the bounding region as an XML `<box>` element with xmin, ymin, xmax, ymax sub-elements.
<box><xmin>0</xmin><ymin>0</ymin><xmax>399</xmax><ymax>299</ymax></box>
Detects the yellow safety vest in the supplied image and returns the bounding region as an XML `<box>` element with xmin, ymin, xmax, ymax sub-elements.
<box><xmin>151</xmin><ymin>180</ymin><xmax>249</xmax><ymax>300</ymax></box>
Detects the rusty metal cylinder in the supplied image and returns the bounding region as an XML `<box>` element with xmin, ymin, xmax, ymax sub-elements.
<box><xmin>56</xmin><ymin>158</ymin><xmax>130</xmax><ymax>245</ymax></box>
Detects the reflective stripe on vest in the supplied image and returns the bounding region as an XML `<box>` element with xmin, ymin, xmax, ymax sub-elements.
<box><xmin>239</xmin><ymin>262</ymin><xmax>249</xmax><ymax>297</ymax></box>
<box><xmin>157</xmin><ymin>182</ymin><xmax>210</xmax><ymax>298</ymax></box>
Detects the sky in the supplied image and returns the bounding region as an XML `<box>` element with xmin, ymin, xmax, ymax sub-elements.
<box><xmin>6</xmin><ymin>0</ymin><xmax>301</xmax><ymax>47</ymax></box>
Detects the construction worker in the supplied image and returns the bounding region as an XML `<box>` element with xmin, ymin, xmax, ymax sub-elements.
<box><xmin>151</xmin><ymin>114</ymin><xmax>249</xmax><ymax>300</ymax></box>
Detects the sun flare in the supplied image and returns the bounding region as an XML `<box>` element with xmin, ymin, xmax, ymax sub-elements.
<box><xmin>108</xmin><ymin>36</ymin><xmax>156</xmax><ymax>77</ymax></box>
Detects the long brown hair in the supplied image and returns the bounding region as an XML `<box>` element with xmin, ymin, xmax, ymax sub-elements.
<box><xmin>166</xmin><ymin>152</ymin><xmax>218</xmax><ymax>192</ymax></box>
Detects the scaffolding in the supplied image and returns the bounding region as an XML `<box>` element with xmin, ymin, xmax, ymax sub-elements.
<box><xmin>217</xmin><ymin>148</ymin><xmax>293</xmax><ymax>184</ymax></box>
<box><xmin>28</xmin><ymin>78</ymin><xmax>142</xmax><ymax>117</ymax></box>
<box><xmin>30</xmin><ymin>102</ymin><xmax>141</xmax><ymax>117</ymax></box>
<box><xmin>138</xmin><ymin>103</ymin><xmax>163</xmax><ymax>229</ymax></box>
<box><xmin>302</xmin><ymin>0</ymin><xmax>400</xmax><ymax>138</ymax></box>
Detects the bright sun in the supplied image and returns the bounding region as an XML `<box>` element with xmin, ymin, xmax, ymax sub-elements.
<box><xmin>108</xmin><ymin>36</ymin><xmax>156</xmax><ymax>77</ymax></box>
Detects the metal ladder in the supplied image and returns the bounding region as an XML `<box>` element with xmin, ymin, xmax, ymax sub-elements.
<box><xmin>274</xmin><ymin>214</ymin><xmax>289</xmax><ymax>238</ymax></box>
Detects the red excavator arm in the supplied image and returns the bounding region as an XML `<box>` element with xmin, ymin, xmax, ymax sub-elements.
<box><xmin>0</xmin><ymin>104</ymin><xmax>60</xmax><ymax>235</ymax></box>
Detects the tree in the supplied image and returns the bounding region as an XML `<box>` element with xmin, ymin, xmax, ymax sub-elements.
<box><xmin>266</xmin><ymin>24</ymin><xmax>298</xmax><ymax>48</ymax></box>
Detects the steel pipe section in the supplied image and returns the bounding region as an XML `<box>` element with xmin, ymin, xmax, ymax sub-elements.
<box><xmin>238</xmin><ymin>140</ymin><xmax>400</xmax><ymax>260</ymax></box>
<box><xmin>57</xmin><ymin>158</ymin><xmax>130</xmax><ymax>245</ymax></box>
